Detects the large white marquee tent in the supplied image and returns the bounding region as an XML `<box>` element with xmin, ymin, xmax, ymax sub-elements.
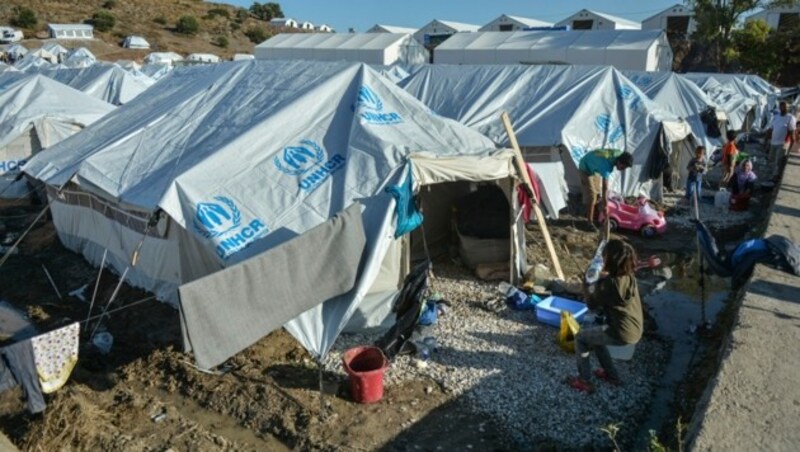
<box><xmin>255</xmin><ymin>33</ymin><xmax>429</xmax><ymax>66</ymax></box>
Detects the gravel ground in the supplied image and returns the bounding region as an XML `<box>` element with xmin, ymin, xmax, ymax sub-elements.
<box><xmin>323</xmin><ymin>263</ymin><xmax>669</xmax><ymax>449</ymax></box>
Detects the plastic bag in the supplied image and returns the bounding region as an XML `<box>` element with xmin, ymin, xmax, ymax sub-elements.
<box><xmin>557</xmin><ymin>311</ymin><xmax>581</xmax><ymax>354</ymax></box>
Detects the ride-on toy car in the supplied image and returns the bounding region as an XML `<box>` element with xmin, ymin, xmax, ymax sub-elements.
<box><xmin>598</xmin><ymin>194</ymin><xmax>667</xmax><ymax>237</ymax></box>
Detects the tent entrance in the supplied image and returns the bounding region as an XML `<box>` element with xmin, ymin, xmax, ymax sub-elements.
<box><xmin>410</xmin><ymin>180</ymin><xmax>514</xmax><ymax>278</ymax></box>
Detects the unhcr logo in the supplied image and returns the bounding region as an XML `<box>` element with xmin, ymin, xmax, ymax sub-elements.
<box><xmin>355</xmin><ymin>86</ymin><xmax>403</xmax><ymax>125</ymax></box>
<box><xmin>595</xmin><ymin>114</ymin><xmax>625</xmax><ymax>144</ymax></box>
<box><xmin>193</xmin><ymin>196</ymin><xmax>268</xmax><ymax>260</ymax></box>
<box><xmin>617</xmin><ymin>84</ymin><xmax>645</xmax><ymax>112</ymax></box>
<box><xmin>275</xmin><ymin>140</ymin><xmax>347</xmax><ymax>193</ymax></box>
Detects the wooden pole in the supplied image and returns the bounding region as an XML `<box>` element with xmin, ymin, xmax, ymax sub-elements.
<box><xmin>501</xmin><ymin>112</ymin><xmax>565</xmax><ymax>281</ymax></box>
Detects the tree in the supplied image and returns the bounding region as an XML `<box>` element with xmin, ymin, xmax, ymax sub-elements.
<box><xmin>92</xmin><ymin>11</ymin><xmax>116</xmax><ymax>32</ymax></box>
<box><xmin>214</xmin><ymin>36</ymin><xmax>229</xmax><ymax>48</ymax></box>
<box><xmin>11</xmin><ymin>7</ymin><xmax>37</xmax><ymax>29</ymax></box>
<box><xmin>687</xmin><ymin>0</ymin><xmax>798</xmax><ymax>71</ymax></box>
<box><xmin>731</xmin><ymin>19</ymin><xmax>781</xmax><ymax>78</ymax></box>
<box><xmin>176</xmin><ymin>15</ymin><xmax>200</xmax><ymax>35</ymax></box>
<box><xmin>244</xmin><ymin>26</ymin><xmax>270</xmax><ymax>43</ymax></box>
<box><xmin>249</xmin><ymin>2</ymin><xmax>284</xmax><ymax>21</ymax></box>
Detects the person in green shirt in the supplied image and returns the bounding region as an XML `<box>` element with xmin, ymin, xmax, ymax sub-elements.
<box><xmin>568</xmin><ymin>239</ymin><xmax>643</xmax><ymax>393</ymax></box>
<box><xmin>578</xmin><ymin>149</ymin><xmax>634</xmax><ymax>229</ymax></box>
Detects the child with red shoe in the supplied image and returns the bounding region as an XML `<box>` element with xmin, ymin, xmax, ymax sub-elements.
<box><xmin>567</xmin><ymin>239</ymin><xmax>644</xmax><ymax>393</ymax></box>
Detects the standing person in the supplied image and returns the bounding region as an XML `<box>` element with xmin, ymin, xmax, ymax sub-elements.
<box><xmin>686</xmin><ymin>146</ymin><xmax>706</xmax><ymax>203</ymax></box>
<box><xmin>567</xmin><ymin>239</ymin><xmax>643</xmax><ymax>393</ymax></box>
<box><xmin>721</xmin><ymin>130</ymin><xmax>739</xmax><ymax>185</ymax></box>
<box><xmin>578</xmin><ymin>149</ymin><xmax>634</xmax><ymax>230</ymax></box>
<box><xmin>765</xmin><ymin>101</ymin><xmax>797</xmax><ymax>180</ymax></box>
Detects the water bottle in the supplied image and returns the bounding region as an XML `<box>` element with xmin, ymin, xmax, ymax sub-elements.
<box><xmin>415</xmin><ymin>341</ymin><xmax>431</xmax><ymax>360</ymax></box>
<box><xmin>585</xmin><ymin>240</ymin><xmax>607</xmax><ymax>286</ymax></box>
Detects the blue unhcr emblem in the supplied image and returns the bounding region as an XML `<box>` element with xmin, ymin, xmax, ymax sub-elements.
<box><xmin>274</xmin><ymin>140</ymin><xmax>325</xmax><ymax>176</ymax></box>
<box><xmin>194</xmin><ymin>196</ymin><xmax>241</xmax><ymax>239</ymax></box>
<box><xmin>595</xmin><ymin>114</ymin><xmax>625</xmax><ymax>144</ymax></box>
<box><xmin>355</xmin><ymin>85</ymin><xmax>403</xmax><ymax>125</ymax></box>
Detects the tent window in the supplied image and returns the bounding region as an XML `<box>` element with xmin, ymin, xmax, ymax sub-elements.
<box><xmin>572</xmin><ymin>20</ymin><xmax>594</xmax><ymax>30</ymax></box>
<box><xmin>778</xmin><ymin>13</ymin><xmax>799</xmax><ymax>30</ymax></box>
<box><xmin>666</xmin><ymin>16</ymin><xmax>690</xmax><ymax>34</ymax></box>
<box><xmin>499</xmin><ymin>24</ymin><xmax>514</xmax><ymax>31</ymax></box>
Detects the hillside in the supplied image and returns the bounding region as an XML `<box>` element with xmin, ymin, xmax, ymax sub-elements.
<box><xmin>0</xmin><ymin>0</ymin><xmax>281</xmax><ymax>60</ymax></box>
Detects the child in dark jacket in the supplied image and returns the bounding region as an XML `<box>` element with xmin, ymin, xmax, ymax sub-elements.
<box><xmin>686</xmin><ymin>146</ymin><xmax>706</xmax><ymax>203</ymax></box>
<box><xmin>568</xmin><ymin>239</ymin><xmax>644</xmax><ymax>393</ymax></box>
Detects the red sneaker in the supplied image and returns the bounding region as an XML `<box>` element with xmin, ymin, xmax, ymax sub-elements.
<box><xmin>566</xmin><ymin>376</ymin><xmax>595</xmax><ymax>394</ymax></box>
<box><xmin>594</xmin><ymin>368</ymin><xmax>622</xmax><ymax>386</ymax></box>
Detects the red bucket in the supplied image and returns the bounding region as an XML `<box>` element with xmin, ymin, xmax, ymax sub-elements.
<box><xmin>342</xmin><ymin>346</ymin><xmax>389</xmax><ymax>404</ymax></box>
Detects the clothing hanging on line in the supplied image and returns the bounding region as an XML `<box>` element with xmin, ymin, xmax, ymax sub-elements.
<box><xmin>31</xmin><ymin>322</ymin><xmax>80</xmax><ymax>393</ymax></box>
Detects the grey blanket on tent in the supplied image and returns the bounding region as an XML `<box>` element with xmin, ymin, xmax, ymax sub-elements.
<box><xmin>179</xmin><ymin>203</ymin><xmax>366</xmax><ymax>369</ymax></box>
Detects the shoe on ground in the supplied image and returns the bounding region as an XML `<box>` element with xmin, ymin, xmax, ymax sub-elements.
<box><xmin>566</xmin><ymin>376</ymin><xmax>595</xmax><ymax>393</ymax></box>
<box><xmin>593</xmin><ymin>368</ymin><xmax>623</xmax><ymax>386</ymax></box>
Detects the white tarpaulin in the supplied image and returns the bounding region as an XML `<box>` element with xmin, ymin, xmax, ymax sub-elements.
<box><xmin>31</xmin><ymin>64</ymin><xmax>155</xmax><ymax>105</ymax></box>
<box><xmin>684</xmin><ymin>72</ymin><xmax>777</xmax><ymax>131</ymax></box>
<box><xmin>24</xmin><ymin>60</ymin><xmax>515</xmax><ymax>358</ymax></box>
<box><xmin>400</xmin><ymin>64</ymin><xmax>692</xmax><ymax>199</ymax></box>
<box><xmin>0</xmin><ymin>72</ymin><xmax>114</xmax><ymax>197</ymax></box>
<box><xmin>682</xmin><ymin>73</ymin><xmax>758</xmax><ymax>131</ymax></box>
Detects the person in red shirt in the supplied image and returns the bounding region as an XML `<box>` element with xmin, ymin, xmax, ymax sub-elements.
<box><xmin>721</xmin><ymin>130</ymin><xmax>738</xmax><ymax>185</ymax></box>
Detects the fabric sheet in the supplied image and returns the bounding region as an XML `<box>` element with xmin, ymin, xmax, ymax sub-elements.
<box><xmin>179</xmin><ymin>203</ymin><xmax>367</xmax><ymax>369</ymax></box>
<box><xmin>31</xmin><ymin>323</ymin><xmax>80</xmax><ymax>393</ymax></box>
<box><xmin>1</xmin><ymin>340</ymin><xmax>46</xmax><ymax>413</ymax></box>
<box><xmin>386</xmin><ymin>165</ymin><xmax>423</xmax><ymax>238</ymax></box>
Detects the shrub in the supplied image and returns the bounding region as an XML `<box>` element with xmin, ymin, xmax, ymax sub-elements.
<box><xmin>244</xmin><ymin>26</ymin><xmax>269</xmax><ymax>44</ymax></box>
<box><xmin>213</xmin><ymin>36</ymin><xmax>229</xmax><ymax>48</ymax></box>
<box><xmin>235</xmin><ymin>8</ymin><xmax>250</xmax><ymax>23</ymax></box>
<box><xmin>175</xmin><ymin>15</ymin><xmax>199</xmax><ymax>35</ymax></box>
<box><xmin>206</xmin><ymin>8</ymin><xmax>230</xmax><ymax>19</ymax></box>
<box><xmin>103</xmin><ymin>0</ymin><xmax>117</xmax><ymax>9</ymax></box>
<box><xmin>153</xmin><ymin>15</ymin><xmax>167</xmax><ymax>25</ymax></box>
<box><xmin>92</xmin><ymin>11</ymin><xmax>116</xmax><ymax>32</ymax></box>
<box><xmin>11</xmin><ymin>7</ymin><xmax>37</xmax><ymax>29</ymax></box>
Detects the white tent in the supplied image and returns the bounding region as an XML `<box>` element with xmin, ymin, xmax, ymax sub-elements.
<box><xmin>123</xmin><ymin>36</ymin><xmax>151</xmax><ymax>49</ymax></box>
<box><xmin>41</xmin><ymin>42</ymin><xmax>69</xmax><ymax>61</ymax></box>
<box><xmin>555</xmin><ymin>9</ymin><xmax>642</xmax><ymax>30</ymax></box>
<box><xmin>34</xmin><ymin>65</ymin><xmax>155</xmax><ymax>105</ymax></box>
<box><xmin>144</xmin><ymin>52</ymin><xmax>184</xmax><ymax>66</ymax></box>
<box><xmin>641</xmin><ymin>4</ymin><xmax>696</xmax><ymax>35</ymax></box>
<box><xmin>14</xmin><ymin>54</ymin><xmax>53</xmax><ymax>71</ymax></box>
<box><xmin>115</xmin><ymin>60</ymin><xmax>142</xmax><ymax>71</ymax></box>
<box><xmin>186</xmin><ymin>53</ymin><xmax>221</xmax><ymax>64</ymax></box>
<box><xmin>232</xmin><ymin>53</ymin><xmax>255</xmax><ymax>61</ymax></box>
<box><xmin>413</xmin><ymin>19</ymin><xmax>480</xmax><ymax>46</ymax></box>
<box><xmin>0</xmin><ymin>62</ymin><xmax>18</xmax><ymax>73</ymax></box>
<box><xmin>30</xmin><ymin>47</ymin><xmax>59</xmax><ymax>64</ymax></box>
<box><xmin>746</xmin><ymin>6</ymin><xmax>800</xmax><ymax>31</ymax></box>
<box><xmin>480</xmin><ymin>14</ymin><xmax>554</xmax><ymax>32</ymax></box>
<box><xmin>0</xmin><ymin>72</ymin><xmax>114</xmax><ymax>197</ymax></box>
<box><xmin>255</xmin><ymin>33</ymin><xmax>429</xmax><ymax>66</ymax></box>
<box><xmin>623</xmin><ymin>70</ymin><xmax>725</xmax><ymax>186</ymax></box>
<box><xmin>682</xmin><ymin>73</ymin><xmax>759</xmax><ymax>131</ymax></box>
<box><xmin>23</xmin><ymin>60</ymin><xmax>525</xmax><ymax>359</ymax></box>
<box><xmin>433</xmin><ymin>30</ymin><xmax>673</xmax><ymax>71</ymax></box>
<box><xmin>366</xmin><ymin>24</ymin><xmax>418</xmax><ymax>34</ymax></box>
<box><xmin>62</xmin><ymin>47</ymin><xmax>97</xmax><ymax>68</ymax></box>
<box><xmin>400</xmin><ymin>64</ymin><xmax>692</xmax><ymax>200</ymax></box>
<box><xmin>684</xmin><ymin>72</ymin><xmax>778</xmax><ymax>130</ymax></box>
<box><xmin>6</xmin><ymin>44</ymin><xmax>28</xmax><ymax>60</ymax></box>
<box><xmin>140</xmin><ymin>63</ymin><xmax>174</xmax><ymax>80</ymax></box>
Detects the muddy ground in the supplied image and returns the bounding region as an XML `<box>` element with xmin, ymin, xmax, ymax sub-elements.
<box><xmin>0</xmin><ymin>158</ymin><xmax>774</xmax><ymax>450</ymax></box>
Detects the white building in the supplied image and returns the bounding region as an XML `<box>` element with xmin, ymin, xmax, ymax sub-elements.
<box><xmin>255</xmin><ymin>33</ymin><xmax>429</xmax><ymax>66</ymax></box>
<box><xmin>299</xmin><ymin>21</ymin><xmax>315</xmax><ymax>30</ymax></box>
<box><xmin>641</xmin><ymin>4</ymin><xmax>696</xmax><ymax>35</ymax></box>
<box><xmin>48</xmin><ymin>24</ymin><xmax>94</xmax><ymax>40</ymax></box>
<box><xmin>434</xmin><ymin>30</ymin><xmax>673</xmax><ymax>71</ymax></box>
<box><xmin>0</xmin><ymin>27</ymin><xmax>23</xmax><ymax>43</ymax></box>
<box><xmin>316</xmin><ymin>24</ymin><xmax>334</xmax><ymax>32</ymax></box>
<box><xmin>479</xmin><ymin>14</ymin><xmax>554</xmax><ymax>32</ymax></box>
<box><xmin>123</xmin><ymin>36</ymin><xmax>151</xmax><ymax>49</ymax></box>
<box><xmin>232</xmin><ymin>53</ymin><xmax>255</xmax><ymax>61</ymax></box>
<box><xmin>555</xmin><ymin>9</ymin><xmax>641</xmax><ymax>30</ymax></box>
<box><xmin>270</xmin><ymin>18</ymin><xmax>299</xmax><ymax>29</ymax></box>
<box><xmin>366</xmin><ymin>24</ymin><xmax>418</xmax><ymax>34</ymax></box>
<box><xmin>144</xmin><ymin>52</ymin><xmax>184</xmax><ymax>66</ymax></box>
<box><xmin>746</xmin><ymin>6</ymin><xmax>800</xmax><ymax>31</ymax></box>
<box><xmin>413</xmin><ymin>19</ymin><xmax>480</xmax><ymax>46</ymax></box>
<box><xmin>186</xmin><ymin>53</ymin><xmax>221</xmax><ymax>64</ymax></box>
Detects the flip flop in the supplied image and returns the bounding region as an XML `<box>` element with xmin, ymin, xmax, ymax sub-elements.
<box><xmin>593</xmin><ymin>368</ymin><xmax>623</xmax><ymax>386</ymax></box>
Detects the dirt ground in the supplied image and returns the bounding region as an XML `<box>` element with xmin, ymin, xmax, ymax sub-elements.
<box><xmin>0</xmin><ymin>162</ymin><xmax>773</xmax><ymax>450</ymax></box>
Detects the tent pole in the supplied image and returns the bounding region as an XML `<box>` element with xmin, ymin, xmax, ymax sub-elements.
<box><xmin>318</xmin><ymin>358</ymin><xmax>326</xmax><ymax>422</ymax></box>
<box><xmin>87</xmin><ymin>249</ymin><xmax>108</xmax><ymax>324</ymax></box>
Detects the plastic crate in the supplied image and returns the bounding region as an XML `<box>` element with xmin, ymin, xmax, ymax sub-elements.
<box><xmin>535</xmin><ymin>296</ymin><xmax>588</xmax><ymax>327</ymax></box>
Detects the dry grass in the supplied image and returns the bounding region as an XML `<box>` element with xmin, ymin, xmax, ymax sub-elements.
<box><xmin>0</xmin><ymin>0</ymin><xmax>280</xmax><ymax>59</ymax></box>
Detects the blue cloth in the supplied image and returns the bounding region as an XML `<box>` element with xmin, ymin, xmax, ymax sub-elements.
<box><xmin>418</xmin><ymin>300</ymin><xmax>438</xmax><ymax>326</ymax></box>
<box><xmin>386</xmin><ymin>165</ymin><xmax>424</xmax><ymax>238</ymax></box>
<box><xmin>731</xmin><ymin>239</ymin><xmax>769</xmax><ymax>269</ymax></box>
<box><xmin>578</xmin><ymin>149</ymin><xmax>622</xmax><ymax>178</ymax></box>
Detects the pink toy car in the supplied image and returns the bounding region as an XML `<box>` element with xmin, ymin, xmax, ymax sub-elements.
<box><xmin>599</xmin><ymin>194</ymin><xmax>667</xmax><ymax>237</ymax></box>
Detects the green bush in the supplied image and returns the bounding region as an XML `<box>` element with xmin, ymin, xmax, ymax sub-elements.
<box><xmin>213</xmin><ymin>36</ymin><xmax>229</xmax><ymax>48</ymax></box>
<box><xmin>175</xmin><ymin>15</ymin><xmax>200</xmax><ymax>35</ymax></box>
<box><xmin>244</xmin><ymin>26</ymin><xmax>269</xmax><ymax>44</ymax></box>
<box><xmin>11</xmin><ymin>7</ymin><xmax>37</xmax><ymax>29</ymax></box>
<box><xmin>235</xmin><ymin>8</ymin><xmax>250</xmax><ymax>23</ymax></box>
<box><xmin>103</xmin><ymin>0</ymin><xmax>117</xmax><ymax>9</ymax></box>
<box><xmin>206</xmin><ymin>8</ymin><xmax>230</xmax><ymax>19</ymax></box>
<box><xmin>92</xmin><ymin>11</ymin><xmax>116</xmax><ymax>32</ymax></box>
<box><xmin>153</xmin><ymin>15</ymin><xmax>167</xmax><ymax>25</ymax></box>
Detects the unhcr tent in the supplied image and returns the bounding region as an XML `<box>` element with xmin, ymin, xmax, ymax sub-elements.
<box><xmin>140</xmin><ymin>63</ymin><xmax>173</xmax><ymax>80</ymax></box>
<box><xmin>0</xmin><ymin>62</ymin><xmax>18</xmax><ymax>73</ymax></box>
<box><xmin>432</xmin><ymin>30</ymin><xmax>674</xmax><ymax>71</ymax></box>
<box><xmin>62</xmin><ymin>49</ymin><xmax>96</xmax><ymax>69</ymax></box>
<box><xmin>144</xmin><ymin>52</ymin><xmax>184</xmax><ymax>66</ymax></box>
<box><xmin>14</xmin><ymin>54</ymin><xmax>52</xmax><ymax>71</ymax></box>
<box><xmin>30</xmin><ymin>48</ymin><xmax>58</xmax><ymax>64</ymax></box>
<box><xmin>684</xmin><ymin>72</ymin><xmax>777</xmax><ymax>130</ymax></box>
<box><xmin>682</xmin><ymin>73</ymin><xmax>758</xmax><ymax>131</ymax></box>
<box><xmin>623</xmin><ymin>70</ymin><xmax>725</xmax><ymax>185</ymax></box>
<box><xmin>23</xmin><ymin>60</ymin><xmax>525</xmax><ymax>360</ymax></box>
<box><xmin>0</xmin><ymin>72</ymin><xmax>114</xmax><ymax>197</ymax></box>
<box><xmin>123</xmin><ymin>36</ymin><xmax>150</xmax><ymax>49</ymax></box>
<box><xmin>34</xmin><ymin>65</ymin><xmax>155</xmax><ymax>105</ymax></box>
<box><xmin>186</xmin><ymin>53</ymin><xmax>221</xmax><ymax>64</ymax></box>
<box><xmin>6</xmin><ymin>44</ymin><xmax>27</xmax><ymax>60</ymax></box>
<box><xmin>255</xmin><ymin>33</ymin><xmax>429</xmax><ymax>66</ymax></box>
<box><xmin>400</xmin><ymin>64</ymin><xmax>692</xmax><ymax>201</ymax></box>
<box><xmin>41</xmin><ymin>42</ymin><xmax>69</xmax><ymax>61</ymax></box>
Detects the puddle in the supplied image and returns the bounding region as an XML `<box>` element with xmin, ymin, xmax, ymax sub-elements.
<box><xmin>636</xmin><ymin>252</ymin><xmax>730</xmax><ymax>446</ymax></box>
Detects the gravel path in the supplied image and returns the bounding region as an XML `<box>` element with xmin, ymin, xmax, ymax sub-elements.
<box><xmin>323</xmin><ymin>263</ymin><xmax>669</xmax><ymax>449</ymax></box>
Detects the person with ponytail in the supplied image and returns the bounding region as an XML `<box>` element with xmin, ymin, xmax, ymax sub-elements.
<box><xmin>567</xmin><ymin>239</ymin><xmax>643</xmax><ymax>393</ymax></box>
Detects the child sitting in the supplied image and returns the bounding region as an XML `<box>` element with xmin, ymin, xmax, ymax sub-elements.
<box><xmin>568</xmin><ymin>239</ymin><xmax>644</xmax><ymax>393</ymax></box>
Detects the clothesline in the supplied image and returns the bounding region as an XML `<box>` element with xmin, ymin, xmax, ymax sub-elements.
<box><xmin>79</xmin><ymin>295</ymin><xmax>156</xmax><ymax>326</ymax></box>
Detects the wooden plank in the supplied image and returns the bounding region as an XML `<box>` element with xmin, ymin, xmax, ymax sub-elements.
<box><xmin>501</xmin><ymin>112</ymin><xmax>565</xmax><ymax>281</ymax></box>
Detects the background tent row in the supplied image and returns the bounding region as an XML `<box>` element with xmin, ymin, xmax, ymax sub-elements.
<box><xmin>23</xmin><ymin>60</ymin><xmax>526</xmax><ymax>360</ymax></box>
<box><xmin>29</xmin><ymin>64</ymin><xmax>155</xmax><ymax>105</ymax></box>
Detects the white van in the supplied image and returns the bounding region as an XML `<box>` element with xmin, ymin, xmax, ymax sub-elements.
<box><xmin>0</xmin><ymin>28</ymin><xmax>24</xmax><ymax>43</ymax></box>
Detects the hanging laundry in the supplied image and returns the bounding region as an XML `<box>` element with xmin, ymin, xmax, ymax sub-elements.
<box><xmin>386</xmin><ymin>163</ymin><xmax>423</xmax><ymax>238</ymax></box>
<box><xmin>1</xmin><ymin>340</ymin><xmax>45</xmax><ymax>413</ymax></box>
<box><xmin>31</xmin><ymin>322</ymin><xmax>79</xmax><ymax>394</ymax></box>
